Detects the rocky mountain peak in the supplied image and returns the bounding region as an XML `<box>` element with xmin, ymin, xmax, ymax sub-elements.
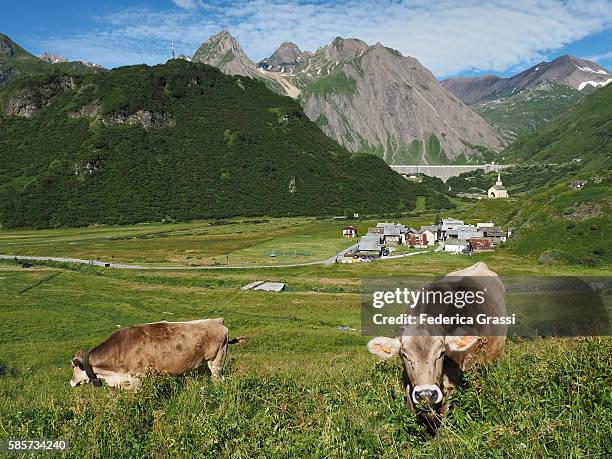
<box><xmin>327</xmin><ymin>37</ymin><xmax>368</xmax><ymax>60</ymax></box>
<box><xmin>193</xmin><ymin>32</ymin><xmax>505</xmax><ymax>163</ymax></box>
<box><xmin>193</xmin><ymin>30</ymin><xmax>294</xmax><ymax>94</ymax></box>
<box><xmin>258</xmin><ymin>42</ymin><xmax>304</xmax><ymax>72</ymax></box>
<box><xmin>298</xmin><ymin>37</ymin><xmax>504</xmax><ymax>163</ymax></box>
<box><xmin>200</xmin><ymin>30</ymin><xmax>243</xmax><ymax>54</ymax></box>
<box><xmin>443</xmin><ymin>54</ymin><xmax>611</xmax><ymax>104</ymax></box>
<box><xmin>270</xmin><ymin>42</ymin><xmax>302</xmax><ymax>64</ymax></box>
<box><xmin>39</xmin><ymin>52</ymin><xmax>67</xmax><ymax>64</ymax></box>
<box><xmin>192</xmin><ymin>30</ymin><xmax>255</xmax><ymax>77</ymax></box>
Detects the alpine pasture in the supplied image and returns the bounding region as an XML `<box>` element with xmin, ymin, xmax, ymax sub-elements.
<box><xmin>1</xmin><ymin>217</ymin><xmax>610</xmax><ymax>457</ymax></box>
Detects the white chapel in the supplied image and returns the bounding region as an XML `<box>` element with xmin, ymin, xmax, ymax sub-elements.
<box><xmin>488</xmin><ymin>172</ymin><xmax>508</xmax><ymax>198</ymax></box>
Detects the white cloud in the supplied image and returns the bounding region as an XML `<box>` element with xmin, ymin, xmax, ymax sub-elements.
<box><xmin>36</xmin><ymin>0</ymin><xmax>612</xmax><ymax>76</ymax></box>
<box><xmin>171</xmin><ymin>0</ymin><xmax>204</xmax><ymax>10</ymax></box>
<box><xmin>587</xmin><ymin>49</ymin><xmax>612</xmax><ymax>62</ymax></box>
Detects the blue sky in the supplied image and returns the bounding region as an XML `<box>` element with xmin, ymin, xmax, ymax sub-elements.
<box><xmin>2</xmin><ymin>0</ymin><xmax>611</xmax><ymax>78</ymax></box>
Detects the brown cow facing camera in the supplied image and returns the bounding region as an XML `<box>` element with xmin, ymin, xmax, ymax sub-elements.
<box><xmin>70</xmin><ymin>318</ymin><xmax>229</xmax><ymax>390</ymax></box>
<box><xmin>367</xmin><ymin>262</ymin><xmax>507</xmax><ymax>421</ymax></box>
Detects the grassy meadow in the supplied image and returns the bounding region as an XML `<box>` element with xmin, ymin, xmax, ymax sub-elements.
<box><xmin>0</xmin><ymin>218</ymin><xmax>362</xmax><ymax>267</ymax></box>
<box><xmin>0</xmin><ymin>217</ymin><xmax>611</xmax><ymax>457</ymax></box>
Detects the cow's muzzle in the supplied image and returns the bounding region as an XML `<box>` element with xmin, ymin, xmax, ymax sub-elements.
<box><xmin>412</xmin><ymin>385</ymin><xmax>443</xmax><ymax>404</ymax></box>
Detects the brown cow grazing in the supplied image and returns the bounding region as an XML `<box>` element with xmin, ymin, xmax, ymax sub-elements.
<box><xmin>70</xmin><ymin>318</ymin><xmax>229</xmax><ymax>390</ymax></box>
<box><xmin>367</xmin><ymin>262</ymin><xmax>506</xmax><ymax>422</ymax></box>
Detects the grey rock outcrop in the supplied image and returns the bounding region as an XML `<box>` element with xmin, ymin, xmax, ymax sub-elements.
<box><xmin>39</xmin><ymin>52</ymin><xmax>67</xmax><ymax>64</ymax></box>
<box><xmin>2</xmin><ymin>76</ymin><xmax>76</xmax><ymax>117</ymax></box>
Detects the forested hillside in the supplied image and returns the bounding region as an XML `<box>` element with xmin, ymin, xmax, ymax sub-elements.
<box><xmin>0</xmin><ymin>60</ymin><xmax>450</xmax><ymax>228</ymax></box>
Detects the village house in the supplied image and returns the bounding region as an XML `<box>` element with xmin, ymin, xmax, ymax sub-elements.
<box><xmin>468</xmin><ymin>238</ymin><xmax>494</xmax><ymax>253</ymax></box>
<box><xmin>488</xmin><ymin>172</ymin><xmax>509</xmax><ymax>198</ymax></box>
<box><xmin>477</xmin><ymin>226</ymin><xmax>507</xmax><ymax>244</ymax></box>
<box><xmin>445</xmin><ymin>225</ymin><xmax>484</xmax><ymax>241</ymax></box>
<box><xmin>382</xmin><ymin>225</ymin><xmax>403</xmax><ymax>246</ymax></box>
<box><xmin>421</xmin><ymin>229</ymin><xmax>437</xmax><ymax>246</ymax></box>
<box><xmin>353</xmin><ymin>235</ymin><xmax>382</xmax><ymax>260</ymax></box>
<box><xmin>439</xmin><ymin>219</ymin><xmax>465</xmax><ymax>239</ymax></box>
<box><xmin>420</xmin><ymin>225</ymin><xmax>441</xmax><ymax>242</ymax></box>
<box><xmin>444</xmin><ymin>239</ymin><xmax>468</xmax><ymax>254</ymax></box>
<box><xmin>408</xmin><ymin>231</ymin><xmax>435</xmax><ymax>248</ymax></box>
<box><xmin>369</xmin><ymin>222</ymin><xmax>408</xmax><ymax>245</ymax></box>
<box><xmin>342</xmin><ymin>226</ymin><xmax>358</xmax><ymax>238</ymax></box>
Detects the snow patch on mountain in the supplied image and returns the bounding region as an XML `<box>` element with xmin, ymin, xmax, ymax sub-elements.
<box><xmin>578</xmin><ymin>78</ymin><xmax>612</xmax><ymax>90</ymax></box>
<box><xmin>577</xmin><ymin>65</ymin><xmax>608</xmax><ymax>75</ymax></box>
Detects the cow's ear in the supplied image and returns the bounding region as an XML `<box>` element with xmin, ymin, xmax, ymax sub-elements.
<box><xmin>367</xmin><ymin>337</ymin><xmax>401</xmax><ymax>359</ymax></box>
<box><xmin>445</xmin><ymin>330</ymin><xmax>479</xmax><ymax>352</ymax></box>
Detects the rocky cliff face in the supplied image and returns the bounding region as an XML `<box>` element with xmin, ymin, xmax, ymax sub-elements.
<box><xmin>1</xmin><ymin>76</ymin><xmax>77</xmax><ymax>117</ymax></box>
<box><xmin>442</xmin><ymin>55</ymin><xmax>611</xmax><ymax>104</ymax></box>
<box><xmin>294</xmin><ymin>38</ymin><xmax>505</xmax><ymax>164</ymax></box>
<box><xmin>0</xmin><ymin>37</ymin><xmax>15</xmax><ymax>58</ymax></box>
<box><xmin>194</xmin><ymin>32</ymin><xmax>504</xmax><ymax>164</ymax></box>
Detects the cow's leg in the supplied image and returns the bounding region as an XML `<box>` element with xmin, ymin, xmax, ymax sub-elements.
<box><xmin>207</xmin><ymin>342</ymin><xmax>227</xmax><ymax>380</ymax></box>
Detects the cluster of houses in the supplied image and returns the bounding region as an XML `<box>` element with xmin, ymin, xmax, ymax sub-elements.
<box><xmin>341</xmin><ymin>219</ymin><xmax>511</xmax><ymax>261</ymax></box>
<box><xmin>430</xmin><ymin>219</ymin><xmax>510</xmax><ymax>254</ymax></box>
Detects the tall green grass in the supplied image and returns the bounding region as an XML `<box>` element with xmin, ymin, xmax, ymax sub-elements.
<box><xmin>1</xmin><ymin>265</ymin><xmax>610</xmax><ymax>456</ymax></box>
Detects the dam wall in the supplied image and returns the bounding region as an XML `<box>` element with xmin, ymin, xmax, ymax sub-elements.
<box><xmin>390</xmin><ymin>164</ymin><xmax>511</xmax><ymax>182</ymax></box>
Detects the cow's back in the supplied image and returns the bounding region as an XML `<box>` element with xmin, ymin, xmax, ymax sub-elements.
<box><xmin>446</xmin><ymin>263</ymin><xmax>507</xmax><ymax>369</ymax></box>
<box><xmin>91</xmin><ymin>319</ymin><xmax>228</xmax><ymax>375</ymax></box>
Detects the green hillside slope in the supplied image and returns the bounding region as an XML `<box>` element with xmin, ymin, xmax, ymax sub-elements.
<box><xmin>456</xmin><ymin>87</ymin><xmax>611</xmax><ymax>266</ymax></box>
<box><xmin>500</xmin><ymin>85</ymin><xmax>611</xmax><ymax>167</ymax></box>
<box><xmin>0</xmin><ymin>60</ymin><xmax>450</xmax><ymax>229</ymax></box>
<box><xmin>474</xmin><ymin>81</ymin><xmax>585</xmax><ymax>143</ymax></box>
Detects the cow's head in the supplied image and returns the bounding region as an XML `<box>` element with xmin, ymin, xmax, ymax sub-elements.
<box><xmin>69</xmin><ymin>350</ymin><xmax>89</xmax><ymax>387</ymax></box>
<box><xmin>367</xmin><ymin>331</ymin><xmax>479</xmax><ymax>408</ymax></box>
